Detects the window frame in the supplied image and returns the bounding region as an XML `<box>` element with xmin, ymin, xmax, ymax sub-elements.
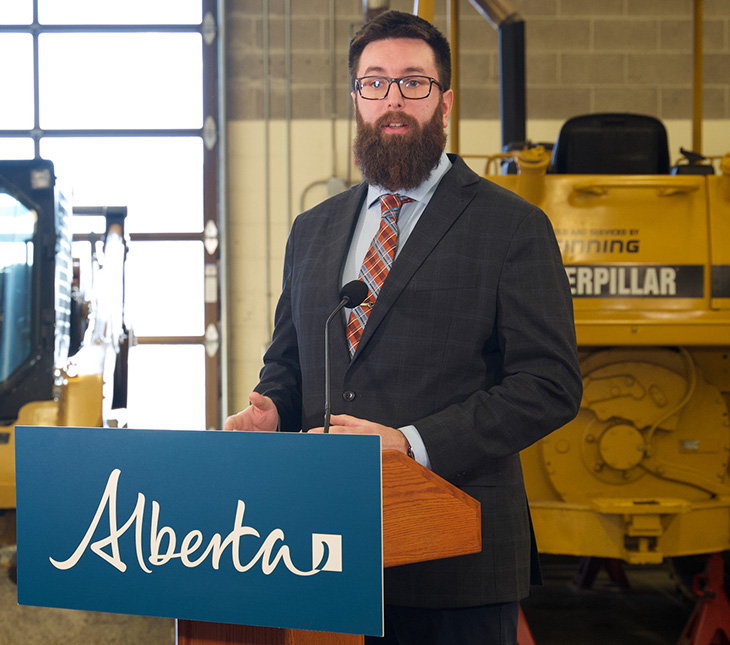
<box><xmin>0</xmin><ymin>0</ymin><xmax>223</xmax><ymax>430</ymax></box>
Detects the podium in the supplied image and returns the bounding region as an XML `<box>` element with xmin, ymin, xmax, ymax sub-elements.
<box><xmin>176</xmin><ymin>450</ymin><xmax>482</xmax><ymax>644</ymax></box>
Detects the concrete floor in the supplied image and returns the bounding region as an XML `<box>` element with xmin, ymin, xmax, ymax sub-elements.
<box><xmin>0</xmin><ymin>552</ymin><xmax>700</xmax><ymax>645</ymax></box>
<box><xmin>0</xmin><ymin>556</ymin><xmax>174</xmax><ymax>645</ymax></box>
<box><xmin>0</xmin><ymin>508</ymin><xmax>173</xmax><ymax>645</ymax></box>
<box><xmin>521</xmin><ymin>556</ymin><xmax>695</xmax><ymax>645</ymax></box>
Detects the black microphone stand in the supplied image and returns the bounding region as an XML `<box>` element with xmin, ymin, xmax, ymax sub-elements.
<box><xmin>323</xmin><ymin>280</ymin><xmax>368</xmax><ymax>433</ymax></box>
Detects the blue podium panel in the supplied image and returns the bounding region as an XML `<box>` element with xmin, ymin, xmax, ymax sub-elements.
<box><xmin>15</xmin><ymin>427</ymin><xmax>383</xmax><ymax>636</ymax></box>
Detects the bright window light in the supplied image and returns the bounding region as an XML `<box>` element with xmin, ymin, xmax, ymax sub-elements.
<box><xmin>0</xmin><ymin>139</ymin><xmax>35</xmax><ymax>160</ymax></box>
<box><xmin>40</xmin><ymin>137</ymin><xmax>204</xmax><ymax>233</ymax></box>
<box><xmin>127</xmin><ymin>344</ymin><xmax>206</xmax><ymax>430</ymax></box>
<box><xmin>125</xmin><ymin>241</ymin><xmax>205</xmax><ymax>337</ymax></box>
<box><xmin>38</xmin><ymin>0</ymin><xmax>202</xmax><ymax>25</ymax></box>
<box><xmin>0</xmin><ymin>2</ymin><xmax>32</xmax><ymax>25</ymax></box>
<box><xmin>0</xmin><ymin>35</ymin><xmax>34</xmax><ymax>129</ymax></box>
<box><xmin>39</xmin><ymin>33</ymin><xmax>203</xmax><ymax>130</ymax></box>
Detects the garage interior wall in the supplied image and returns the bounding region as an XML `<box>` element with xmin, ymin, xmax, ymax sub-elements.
<box><xmin>224</xmin><ymin>0</ymin><xmax>730</xmax><ymax>417</ymax></box>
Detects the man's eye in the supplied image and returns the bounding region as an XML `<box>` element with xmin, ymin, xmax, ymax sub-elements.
<box><xmin>403</xmin><ymin>78</ymin><xmax>422</xmax><ymax>88</ymax></box>
<box><xmin>366</xmin><ymin>78</ymin><xmax>384</xmax><ymax>89</ymax></box>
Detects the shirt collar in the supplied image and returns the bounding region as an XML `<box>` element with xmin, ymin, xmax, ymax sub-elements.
<box><xmin>366</xmin><ymin>152</ymin><xmax>452</xmax><ymax>209</ymax></box>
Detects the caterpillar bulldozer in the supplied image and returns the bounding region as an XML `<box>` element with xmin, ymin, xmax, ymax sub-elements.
<box><xmin>0</xmin><ymin>158</ymin><xmax>129</xmax><ymax>577</ymax></box>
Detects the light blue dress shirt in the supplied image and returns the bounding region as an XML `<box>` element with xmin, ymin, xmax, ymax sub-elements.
<box><xmin>341</xmin><ymin>152</ymin><xmax>453</xmax><ymax>468</ymax></box>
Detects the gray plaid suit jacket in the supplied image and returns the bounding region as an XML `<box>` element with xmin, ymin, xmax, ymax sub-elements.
<box><xmin>255</xmin><ymin>154</ymin><xmax>583</xmax><ymax>607</ymax></box>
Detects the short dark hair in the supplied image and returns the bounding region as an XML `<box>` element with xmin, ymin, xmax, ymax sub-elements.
<box><xmin>348</xmin><ymin>10</ymin><xmax>452</xmax><ymax>92</ymax></box>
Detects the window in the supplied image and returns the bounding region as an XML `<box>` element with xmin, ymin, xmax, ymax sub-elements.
<box><xmin>0</xmin><ymin>0</ymin><xmax>221</xmax><ymax>430</ymax></box>
<box><xmin>0</xmin><ymin>189</ymin><xmax>35</xmax><ymax>383</ymax></box>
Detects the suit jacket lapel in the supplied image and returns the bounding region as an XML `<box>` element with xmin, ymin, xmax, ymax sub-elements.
<box><xmin>349</xmin><ymin>156</ymin><xmax>480</xmax><ymax>361</ymax></box>
<box><xmin>322</xmin><ymin>183</ymin><xmax>368</xmax><ymax>352</ymax></box>
<box><xmin>321</xmin><ymin>183</ymin><xmax>367</xmax><ymax>285</ymax></box>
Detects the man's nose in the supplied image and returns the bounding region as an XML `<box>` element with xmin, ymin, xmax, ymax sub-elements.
<box><xmin>385</xmin><ymin>82</ymin><xmax>404</xmax><ymax>108</ymax></box>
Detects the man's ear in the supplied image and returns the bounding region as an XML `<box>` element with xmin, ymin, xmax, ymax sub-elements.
<box><xmin>441</xmin><ymin>89</ymin><xmax>454</xmax><ymax>128</ymax></box>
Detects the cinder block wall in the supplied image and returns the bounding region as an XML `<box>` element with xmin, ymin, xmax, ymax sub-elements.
<box><xmin>227</xmin><ymin>0</ymin><xmax>730</xmax><ymax>122</ymax></box>
<box><xmin>224</xmin><ymin>0</ymin><xmax>730</xmax><ymax>415</ymax></box>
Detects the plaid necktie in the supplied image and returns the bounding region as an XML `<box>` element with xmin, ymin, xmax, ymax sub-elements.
<box><xmin>346</xmin><ymin>193</ymin><xmax>414</xmax><ymax>357</ymax></box>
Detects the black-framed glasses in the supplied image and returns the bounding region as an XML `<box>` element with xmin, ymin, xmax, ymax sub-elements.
<box><xmin>354</xmin><ymin>75</ymin><xmax>443</xmax><ymax>100</ymax></box>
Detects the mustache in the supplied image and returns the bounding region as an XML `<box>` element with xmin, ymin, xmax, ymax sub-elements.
<box><xmin>373</xmin><ymin>110</ymin><xmax>420</xmax><ymax>131</ymax></box>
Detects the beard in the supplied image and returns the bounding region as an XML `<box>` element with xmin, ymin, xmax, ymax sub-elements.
<box><xmin>353</xmin><ymin>102</ymin><xmax>447</xmax><ymax>192</ymax></box>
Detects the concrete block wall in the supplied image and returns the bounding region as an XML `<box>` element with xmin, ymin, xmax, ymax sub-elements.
<box><xmin>226</xmin><ymin>0</ymin><xmax>730</xmax><ymax>122</ymax></box>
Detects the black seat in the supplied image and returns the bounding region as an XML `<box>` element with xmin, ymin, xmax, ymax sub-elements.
<box><xmin>551</xmin><ymin>113</ymin><xmax>670</xmax><ymax>174</ymax></box>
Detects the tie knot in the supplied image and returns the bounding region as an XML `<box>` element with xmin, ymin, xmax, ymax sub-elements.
<box><xmin>380</xmin><ymin>193</ymin><xmax>413</xmax><ymax>218</ymax></box>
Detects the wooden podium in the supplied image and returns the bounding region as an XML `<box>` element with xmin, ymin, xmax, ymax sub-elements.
<box><xmin>176</xmin><ymin>450</ymin><xmax>482</xmax><ymax>644</ymax></box>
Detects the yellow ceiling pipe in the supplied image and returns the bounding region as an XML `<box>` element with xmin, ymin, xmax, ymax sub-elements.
<box><xmin>692</xmin><ymin>0</ymin><xmax>703</xmax><ymax>154</ymax></box>
<box><xmin>447</xmin><ymin>0</ymin><xmax>459</xmax><ymax>153</ymax></box>
<box><xmin>413</xmin><ymin>0</ymin><xmax>435</xmax><ymax>22</ymax></box>
<box><xmin>413</xmin><ymin>1</ymin><xmax>460</xmax><ymax>153</ymax></box>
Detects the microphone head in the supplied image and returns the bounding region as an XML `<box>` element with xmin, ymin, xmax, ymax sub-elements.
<box><xmin>339</xmin><ymin>280</ymin><xmax>369</xmax><ymax>308</ymax></box>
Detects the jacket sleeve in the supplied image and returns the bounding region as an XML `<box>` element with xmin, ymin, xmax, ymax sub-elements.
<box><xmin>414</xmin><ymin>206</ymin><xmax>583</xmax><ymax>485</ymax></box>
<box><xmin>252</xmin><ymin>219</ymin><xmax>304</xmax><ymax>431</ymax></box>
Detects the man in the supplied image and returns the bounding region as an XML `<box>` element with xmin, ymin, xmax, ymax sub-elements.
<box><xmin>225</xmin><ymin>10</ymin><xmax>582</xmax><ymax>644</ymax></box>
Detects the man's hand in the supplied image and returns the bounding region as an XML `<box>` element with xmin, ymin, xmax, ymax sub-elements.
<box><xmin>223</xmin><ymin>392</ymin><xmax>279</xmax><ymax>432</ymax></box>
<box><xmin>309</xmin><ymin>414</ymin><xmax>411</xmax><ymax>454</ymax></box>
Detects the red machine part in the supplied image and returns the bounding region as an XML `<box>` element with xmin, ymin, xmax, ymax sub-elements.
<box><xmin>678</xmin><ymin>552</ymin><xmax>730</xmax><ymax>645</ymax></box>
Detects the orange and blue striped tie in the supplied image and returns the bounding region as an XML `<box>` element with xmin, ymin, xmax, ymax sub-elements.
<box><xmin>346</xmin><ymin>193</ymin><xmax>413</xmax><ymax>357</ymax></box>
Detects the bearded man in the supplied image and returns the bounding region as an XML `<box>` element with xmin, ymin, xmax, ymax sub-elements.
<box><xmin>225</xmin><ymin>10</ymin><xmax>582</xmax><ymax>645</ymax></box>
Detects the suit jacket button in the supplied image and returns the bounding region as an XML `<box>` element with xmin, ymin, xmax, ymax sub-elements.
<box><xmin>342</xmin><ymin>390</ymin><xmax>356</xmax><ymax>402</ymax></box>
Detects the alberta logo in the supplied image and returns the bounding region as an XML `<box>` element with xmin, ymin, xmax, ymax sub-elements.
<box><xmin>49</xmin><ymin>468</ymin><xmax>343</xmax><ymax>576</ymax></box>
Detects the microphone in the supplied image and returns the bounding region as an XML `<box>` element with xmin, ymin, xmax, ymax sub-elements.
<box><xmin>324</xmin><ymin>280</ymin><xmax>369</xmax><ymax>433</ymax></box>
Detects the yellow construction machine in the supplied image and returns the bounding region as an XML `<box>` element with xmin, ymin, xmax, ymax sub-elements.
<box><xmin>0</xmin><ymin>159</ymin><xmax>128</xmax><ymax>573</ymax></box>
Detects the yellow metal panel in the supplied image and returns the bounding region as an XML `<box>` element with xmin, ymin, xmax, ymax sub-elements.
<box><xmin>0</xmin><ymin>424</ymin><xmax>15</xmax><ymax>509</ymax></box>
<box><xmin>659</xmin><ymin>499</ymin><xmax>730</xmax><ymax>556</ymax></box>
<box><xmin>529</xmin><ymin>502</ymin><xmax>632</xmax><ymax>560</ymax></box>
<box><xmin>414</xmin><ymin>0</ymin><xmax>435</xmax><ymax>22</ymax></box>
<box><xmin>530</xmin><ymin>499</ymin><xmax>730</xmax><ymax>563</ymax></box>
<box><xmin>59</xmin><ymin>373</ymin><xmax>104</xmax><ymax>427</ymax></box>
<box><xmin>488</xmin><ymin>169</ymin><xmax>730</xmax><ymax>346</ymax></box>
<box><xmin>708</xmin><ymin>169</ymin><xmax>730</xmax><ymax>310</ymax></box>
<box><xmin>0</xmin><ymin>401</ymin><xmax>61</xmax><ymax>509</ymax></box>
<box><xmin>0</xmin><ymin>373</ymin><xmax>102</xmax><ymax>509</ymax></box>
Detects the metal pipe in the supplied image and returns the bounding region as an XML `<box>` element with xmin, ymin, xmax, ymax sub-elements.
<box><xmin>447</xmin><ymin>0</ymin><xmax>459</xmax><ymax>153</ymax></box>
<box><xmin>468</xmin><ymin>0</ymin><xmax>526</xmax><ymax>150</ymax></box>
<box><xmin>692</xmin><ymin>0</ymin><xmax>703</xmax><ymax>154</ymax></box>
<box><xmin>263</xmin><ymin>0</ymin><xmax>272</xmax><ymax>338</ymax></box>
<box><xmin>218</xmin><ymin>0</ymin><xmax>229</xmax><ymax>420</ymax></box>
<box><xmin>467</xmin><ymin>0</ymin><xmax>519</xmax><ymax>28</ymax></box>
<box><xmin>365</xmin><ymin>0</ymin><xmax>390</xmax><ymax>23</ymax></box>
<box><xmin>498</xmin><ymin>14</ymin><xmax>526</xmax><ymax>150</ymax></box>
<box><xmin>330</xmin><ymin>0</ymin><xmax>338</xmax><ymax>178</ymax></box>
<box><xmin>285</xmin><ymin>0</ymin><xmax>293</xmax><ymax>225</ymax></box>
<box><xmin>413</xmin><ymin>0</ymin><xmax>435</xmax><ymax>23</ymax></box>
